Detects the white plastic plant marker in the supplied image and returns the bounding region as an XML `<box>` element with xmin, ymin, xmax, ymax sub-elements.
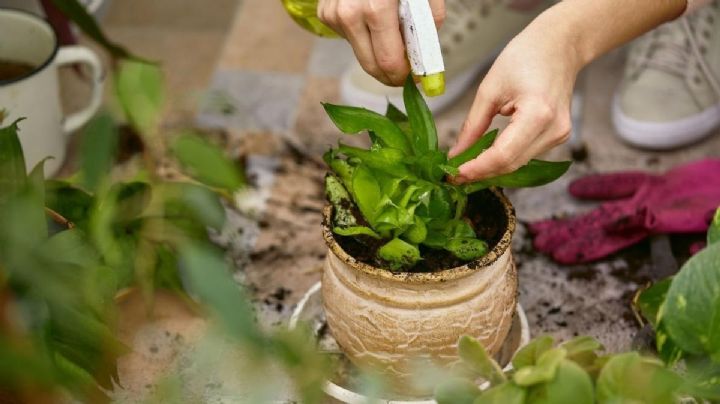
<box><xmin>399</xmin><ymin>0</ymin><xmax>446</xmax><ymax>96</ymax></box>
<box><xmin>289</xmin><ymin>282</ymin><xmax>531</xmax><ymax>404</ymax></box>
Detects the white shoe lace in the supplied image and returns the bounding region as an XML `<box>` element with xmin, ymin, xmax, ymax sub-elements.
<box><xmin>633</xmin><ymin>1</ymin><xmax>720</xmax><ymax>100</ymax></box>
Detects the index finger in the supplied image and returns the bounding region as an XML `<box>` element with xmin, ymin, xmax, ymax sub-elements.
<box><xmin>366</xmin><ymin>0</ymin><xmax>409</xmax><ymax>85</ymax></box>
<box><xmin>455</xmin><ymin>103</ymin><xmax>552</xmax><ymax>182</ymax></box>
<box><xmin>429</xmin><ymin>0</ymin><xmax>446</xmax><ymax>27</ymax></box>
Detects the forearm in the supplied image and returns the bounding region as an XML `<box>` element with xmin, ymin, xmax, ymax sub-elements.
<box><xmin>527</xmin><ymin>0</ymin><xmax>687</xmax><ymax>73</ymax></box>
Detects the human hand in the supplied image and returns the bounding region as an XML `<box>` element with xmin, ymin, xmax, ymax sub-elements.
<box><xmin>317</xmin><ymin>0</ymin><xmax>446</xmax><ymax>86</ymax></box>
<box><xmin>448</xmin><ymin>12</ymin><xmax>582</xmax><ymax>183</ymax></box>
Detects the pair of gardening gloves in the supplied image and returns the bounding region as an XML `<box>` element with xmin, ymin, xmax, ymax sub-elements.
<box><xmin>529</xmin><ymin>159</ymin><xmax>720</xmax><ymax>264</ymax></box>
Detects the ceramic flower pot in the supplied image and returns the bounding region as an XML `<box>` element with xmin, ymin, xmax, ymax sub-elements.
<box><xmin>321</xmin><ymin>188</ymin><xmax>518</xmax><ymax>397</ymax></box>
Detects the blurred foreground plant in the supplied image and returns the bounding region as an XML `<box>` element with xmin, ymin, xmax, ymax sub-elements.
<box><xmin>438</xmin><ymin>213</ymin><xmax>720</xmax><ymax>404</ymax></box>
<box><xmin>0</xmin><ymin>2</ymin><xmax>330</xmax><ymax>401</ymax></box>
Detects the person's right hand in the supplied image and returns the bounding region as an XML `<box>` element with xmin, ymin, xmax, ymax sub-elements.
<box><xmin>317</xmin><ymin>0</ymin><xmax>446</xmax><ymax>86</ymax></box>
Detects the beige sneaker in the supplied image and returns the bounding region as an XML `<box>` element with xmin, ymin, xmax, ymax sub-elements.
<box><xmin>612</xmin><ymin>1</ymin><xmax>720</xmax><ymax>149</ymax></box>
<box><xmin>339</xmin><ymin>0</ymin><xmax>551</xmax><ymax>113</ymax></box>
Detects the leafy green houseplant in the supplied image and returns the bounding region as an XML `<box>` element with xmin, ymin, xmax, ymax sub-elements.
<box><xmin>0</xmin><ymin>4</ymin><xmax>332</xmax><ymax>396</ymax></box>
<box><xmin>318</xmin><ymin>76</ymin><xmax>569</xmax><ymax>396</ymax></box>
<box><xmin>434</xmin><ymin>209</ymin><xmax>720</xmax><ymax>404</ymax></box>
<box><xmin>436</xmin><ymin>334</ymin><xmax>683</xmax><ymax>404</ymax></box>
<box><xmin>0</xmin><ymin>62</ymin><xmax>330</xmax><ymax>403</ymax></box>
<box><xmin>324</xmin><ymin>76</ymin><xmax>570</xmax><ymax>271</ymax></box>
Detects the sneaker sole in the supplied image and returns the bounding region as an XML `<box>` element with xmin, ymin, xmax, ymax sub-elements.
<box><xmin>612</xmin><ymin>95</ymin><xmax>720</xmax><ymax>150</ymax></box>
<box><xmin>339</xmin><ymin>46</ymin><xmax>503</xmax><ymax>114</ymax></box>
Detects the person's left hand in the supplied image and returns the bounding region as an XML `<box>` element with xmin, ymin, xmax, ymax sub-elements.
<box><xmin>448</xmin><ymin>12</ymin><xmax>581</xmax><ymax>183</ymax></box>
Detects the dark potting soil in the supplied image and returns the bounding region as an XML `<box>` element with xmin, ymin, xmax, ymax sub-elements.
<box><xmin>336</xmin><ymin>189</ymin><xmax>509</xmax><ymax>273</ymax></box>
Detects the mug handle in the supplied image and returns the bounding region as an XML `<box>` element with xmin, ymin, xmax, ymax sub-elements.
<box><xmin>52</xmin><ymin>46</ymin><xmax>104</xmax><ymax>134</ymax></box>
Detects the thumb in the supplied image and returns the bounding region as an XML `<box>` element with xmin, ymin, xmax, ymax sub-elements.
<box><xmin>429</xmin><ymin>0</ymin><xmax>446</xmax><ymax>28</ymax></box>
<box><xmin>449</xmin><ymin>86</ymin><xmax>496</xmax><ymax>158</ymax></box>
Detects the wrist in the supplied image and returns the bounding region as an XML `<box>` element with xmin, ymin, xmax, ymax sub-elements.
<box><xmin>523</xmin><ymin>7</ymin><xmax>586</xmax><ymax>75</ymax></box>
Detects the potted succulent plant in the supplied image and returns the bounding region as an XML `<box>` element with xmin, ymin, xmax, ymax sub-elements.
<box><xmin>320</xmin><ymin>76</ymin><xmax>570</xmax><ymax>396</ymax></box>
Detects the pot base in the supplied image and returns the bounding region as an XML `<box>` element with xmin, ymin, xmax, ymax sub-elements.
<box><xmin>289</xmin><ymin>282</ymin><xmax>530</xmax><ymax>404</ymax></box>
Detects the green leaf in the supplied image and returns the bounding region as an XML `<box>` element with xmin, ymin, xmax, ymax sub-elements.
<box><xmin>325</xmin><ymin>174</ymin><xmax>357</xmax><ymax>228</ymax></box>
<box><xmin>115</xmin><ymin>60</ymin><xmax>164</xmax><ymax>135</ymax></box>
<box><xmin>351</xmin><ymin>165</ymin><xmax>383</xmax><ymax>226</ymax></box>
<box><xmin>153</xmin><ymin>245</ymin><xmax>184</xmax><ymax>293</ymax></box>
<box><xmin>636</xmin><ymin>278</ymin><xmax>672</xmax><ymax>328</ymax></box>
<box><xmin>42</xmin><ymin>229</ymin><xmax>101</xmax><ymax>270</ymax></box>
<box><xmin>333</xmin><ymin>225</ymin><xmax>381</xmax><ymax>239</ymax></box>
<box><xmin>414</xmin><ymin>150</ymin><xmax>447</xmax><ymax>182</ymax></box>
<box><xmin>446</xmin><ymin>238</ymin><xmax>488</xmax><ymax>261</ymax></box>
<box><xmin>559</xmin><ymin>336</ymin><xmax>604</xmax><ymax>371</ymax></box>
<box><xmin>179</xmin><ymin>243</ymin><xmax>263</xmax><ymax>345</ymax></box>
<box><xmin>420</xmin><ymin>187</ymin><xmax>453</xmax><ymax>222</ymax></box>
<box><xmin>322</xmin><ymin>103</ymin><xmax>411</xmax><ymax>153</ymax></box>
<box><xmin>403</xmin><ymin>75</ymin><xmax>438</xmax><ymax>153</ymax></box>
<box><xmin>374</xmin><ymin>203</ymin><xmax>414</xmax><ymax>237</ymax></box>
<box><xmin>435</xmin><ymin>378</ymin><xmax>481</xmax><ymax>404</ymax></box>
<box><xmin>0</xmin><ymin>336</ymin><xmax>57</xmax><ymax>387</ymax></box>
<box><xmin>526</xmin><ymin>360</ymin><xmax>594</xmax><ymax>404</ymax></box>
<box><xmin>337</xmin><ymin>144</ymin><xmax>412</xmax><ymax>177</ymax></box>
<box><xmin>560</xmin><ymin>336</ymin><xmax>603</xmax><ymax>357</ymax></box>
<box><xmin>48</xmin><ymin>304</ymin><xmax>127</xmax><ymax>389</ymax></box>
<box><xmin>463</xmin><ymin>160</ymin><xmax>572</xmax><ymax>193</ymax></box>
<box><xmin>160</xmin><ymin>182</ymin><xmax>226</xmax><ymax>237</ymax></box>
<box><xmin>0</xmin><ymin>118</ymin><xmax>27</xmax><ymax>202</ymax></box>
<box><xmin>171</xmin><ymin>132</ymin><xmax>245</xmax><ymax>192</ymax></box>
<box><xmin>385</xmin><ymin>102</ymin><xmax>408</xmax><ymax>123</ymax></box>
<box><xmin>177</xmin><ymin>183</ymin><xmax>226</xmax><ymax>230</ymax></box>
<box><xmin>681</xmin><ymin>356</ymin><xmax>720</xmax><ymax>401</ymax></box>
<box><xmin>513</xmin><ymin>348</ymin><xmax>567</xmax><ymax>387</ymax></box>
<box><xmin>662</xmin><ymin>242</ymin><xmax>720</xmax><ymax>360</ymax></box>
<box><xmin>709</xmin><ymin>207</ymin><xmax>720</xmax><ymax>245</ymax></box>
<box><xmin>0</xmin><ymin>164</ymin><xmax>48</xmax><ymax>250</ymax></box>
<box><xmin>596</xmin><ymin>352</ymin><xmax>681</xmax><ymax>404</ymax></box>
<box><xmin>378</xmin><ymin>238</ymin><xmax>421</xmax><ymax>270</ymax></box>
<box><xmin>271</xmin><ymin>327</ymin><xmax>332</xmax><ymax>404</ymax></box>
<box><xmin>324</xmin><ymin>149</ymin><xmax>355</xmax><ymax>188</ymax></box>
<box><xmin>112</xmin><ymin>181</ymin><xmax>151</xmax><ymax>223</ymax></box>
<box><xmin>403</xmin><ymin>216</ymin><xmax>427</xmax><ymax>244</ymax></box>
<box><xmin>655</xmin><ymin>323</ymin><xmax>684</xmax><ymax>365</ymax></box>
<box><xmin>48</xmin><ymin>0</ymin><xmax>140</xmax><ymax>60</ymax></box>
<box><xmin>45</xmin><ymin>181</ymin><xmax>94</xmax><ymax>231</ymax></box>
<box><xmin>512</xmin><ymin>336</ymin><xmax>555</xmax><ymax>369</ymax></box>
<box><xmin>448</xmin><ymin>129</ymin><xmax>498</xmax><ymax>168</ymax></box>
<box><xmin>635</xmin><ymin>279</ymin><xmax>683</xmax><ymax>364</ymax></box>
<box><xmin>475</xmin><ymin>382</ymin><xmax>526</xmax><ymax>404</ymax></box>
<box><xmin>80</xmin><ymin>112</ymin><xmax>118</xmax><ymax>192</ymax></box>
<box><xmin>458</xmin><ymin>335</ymin><xmax>506</xmax><ymax>386</ymax></box>
<box><xmin>28</xmin><ymin>158</ymin><xmax>47</xmax><ymax>211</ymax></box>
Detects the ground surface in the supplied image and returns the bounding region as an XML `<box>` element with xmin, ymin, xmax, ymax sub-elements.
<box><xmin>47</xmin><ymin>0</ymin><xmax>720</xmax><ymax>401</ymax></box>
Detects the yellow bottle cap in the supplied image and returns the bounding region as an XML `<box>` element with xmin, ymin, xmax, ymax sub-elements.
<box><xmin>420</xmin><ymin>73</ymin><xmax>446</xmax><ymax>97</ymax></box>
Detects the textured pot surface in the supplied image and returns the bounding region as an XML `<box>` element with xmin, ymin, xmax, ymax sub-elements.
<box><xmin>321</xmin><ymin>188</ymin><xmax>518</xmax><ymax>396</ymax></box>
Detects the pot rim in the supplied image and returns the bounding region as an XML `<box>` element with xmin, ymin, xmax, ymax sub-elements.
<box><xmin>322</xmin><ymin>187</ymin><xmax>516</xmax><ymax>283</ymax></box>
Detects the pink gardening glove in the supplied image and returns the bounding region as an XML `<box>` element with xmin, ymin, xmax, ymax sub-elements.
<box><xmin>529</xmin><ymin>159</ymin><xmax>720</xmax><ymax>264</ymax></box>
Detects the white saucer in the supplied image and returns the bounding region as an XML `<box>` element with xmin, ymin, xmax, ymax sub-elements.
<box><xmin>289</xmin><ymin>282</ymin><xmax>531</xmax><ymax>404</ymax></box>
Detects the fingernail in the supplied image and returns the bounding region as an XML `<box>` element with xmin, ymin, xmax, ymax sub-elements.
<box><xmin>449</xmin><ymin>174</ymin><xmax>469</xmax><ymax>185</ymax></box>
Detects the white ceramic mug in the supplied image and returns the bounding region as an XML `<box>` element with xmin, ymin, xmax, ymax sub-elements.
<box><xmin>0</xmin><ymin>8</ymin><xmax>103</xmax><ymax>176</ymax></box>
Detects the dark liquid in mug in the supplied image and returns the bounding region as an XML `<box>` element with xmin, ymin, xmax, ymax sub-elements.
<box><xmin>0</xmin><ymin>59</ymin><xmax>36</xmax><ymax>81</ymax></box>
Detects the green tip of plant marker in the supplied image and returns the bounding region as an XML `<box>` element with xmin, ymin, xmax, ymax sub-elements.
<box><xmin>421</xmin><ymin>73</ymin><xmax>445</xmax><ymax>97</ymax></box>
